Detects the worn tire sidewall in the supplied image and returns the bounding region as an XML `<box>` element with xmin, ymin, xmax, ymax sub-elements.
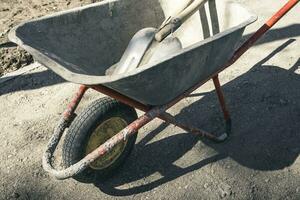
<box><xmin>62</xmin><ymin>98</ymin><xmax>138</xmax><ymax>183</ymax></box>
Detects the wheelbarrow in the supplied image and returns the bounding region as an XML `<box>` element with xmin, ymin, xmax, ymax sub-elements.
<box><xmin>8</xmin><ymin>0</ymin><xmax>299</xmax><ymax>182</ymax></box>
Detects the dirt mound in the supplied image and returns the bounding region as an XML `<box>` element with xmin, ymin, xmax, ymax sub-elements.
<box><xmin>0</xmin><ymin>48</ymin><xmax>33</xmax><ymax>75</ymax></box>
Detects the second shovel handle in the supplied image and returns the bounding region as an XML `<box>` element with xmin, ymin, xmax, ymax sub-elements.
<box><xmin>155</xmin><ymin>0</ymin><xmax>209</xmax><ymax>42</ymax></box>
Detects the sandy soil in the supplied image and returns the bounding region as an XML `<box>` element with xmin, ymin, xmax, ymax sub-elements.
<box><xmin>0</xmin><ymin>0</ymin><xmax>300</xmax><ymax>200</ymax></box>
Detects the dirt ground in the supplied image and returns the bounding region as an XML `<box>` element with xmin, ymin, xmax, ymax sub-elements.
<box><xmin>1</xmin><ymin>0</ymin><xmax>300</xmax><ymax>200</ymax></box>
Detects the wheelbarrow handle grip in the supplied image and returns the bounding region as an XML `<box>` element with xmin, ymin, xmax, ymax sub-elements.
<box><xmin>42</xmin><ymin>117</ymin><xmax>82</xmax><ymax>180</ymax></box>
<box><xmin>155</xmin><ymin>0</ymin><xmax>209</xmax><ymax>42</ymax></box>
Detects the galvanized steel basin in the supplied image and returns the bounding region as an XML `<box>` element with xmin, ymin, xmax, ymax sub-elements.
<box><xmin>9</xmin><ymin>0</ymin><xmax>257</xmax><ymax>105</ymax></box>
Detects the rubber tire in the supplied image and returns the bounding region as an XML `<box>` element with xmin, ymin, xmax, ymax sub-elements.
<box><xmin>62</xmin><ymin>97</ymin><xmax>138</xmax><ymax>183</ymax></box>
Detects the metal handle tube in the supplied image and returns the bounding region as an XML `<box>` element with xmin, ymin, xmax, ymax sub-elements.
<box><xmin>228</xmin><ymin>0</ymin><xmax>299</xmax><ymax>66</ymax></box>
<box><xmin>155</xmin><ymin>0</ymin><xmax>209</xmax><ymax>42</ymax></box>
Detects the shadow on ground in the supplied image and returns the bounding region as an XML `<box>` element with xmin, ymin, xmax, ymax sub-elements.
<box><xmin>0</xmin><ymin>70</ymin><xmax>64</xmax><ymax>95</ymax></box>
<box><xmin>95</xmin><ymin>39</ymin><xmax>300</xmax><ymax>196</ymax></box>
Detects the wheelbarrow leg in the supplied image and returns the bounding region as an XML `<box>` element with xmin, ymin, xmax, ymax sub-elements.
<box><xmin>212</xmin><ymin>75</ymin><xmax>232</xmax><ymax>135</ymax></box>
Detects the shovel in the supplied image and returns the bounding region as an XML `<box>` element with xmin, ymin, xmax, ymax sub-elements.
<box><xmin>112</xmin><ymin>0</ymin><xmax>209</xmax><ymax>75</ymax></box>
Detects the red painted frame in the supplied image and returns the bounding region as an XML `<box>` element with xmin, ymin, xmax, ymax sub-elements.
<box><xmin>42</xmin><ymin>0</ymin><xmax>299</xmax><ymax>180</ymax></box>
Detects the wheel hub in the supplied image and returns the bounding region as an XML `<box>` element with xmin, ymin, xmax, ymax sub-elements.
<box><xmin>85</xmin><ymin>117</ymin><xmax>128</xmax><ymax>170</ymax></box>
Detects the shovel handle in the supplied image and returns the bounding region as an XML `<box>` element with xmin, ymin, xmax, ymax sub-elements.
<box><xmin>155</xmin><ymin>0</ymin><xmax>209</xmax><ymax>42</ymax></box>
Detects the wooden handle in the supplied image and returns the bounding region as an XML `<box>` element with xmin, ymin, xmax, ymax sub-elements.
<box><xmin>155</xmin><ymin>0</ymin><xmax>209</xmax><ymax>42</ymax></box>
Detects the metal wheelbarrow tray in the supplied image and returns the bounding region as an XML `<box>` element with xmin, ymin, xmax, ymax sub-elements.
<box><xmin>9</xmin><ymin>0</ymin><xmax>256</xmax><ymax>106</ymax></box>
<box><xmin>8</xmin><ymin>0</ymin><xmax>299</xmax><ymax>181</ymax></box>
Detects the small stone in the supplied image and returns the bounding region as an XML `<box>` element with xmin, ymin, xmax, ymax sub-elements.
<box><xmin>12</xmin><ymin>9</ymin><xmax>22</xmax><ymax>17</ymax></box>
<box><xmin>251</xmin><ymin>185</ymin><xmax>256</xmax><ymax>193</ymax></box>
<box><xmin>219</xmin><ymin>183</ymin><xmax>232</xmax><ymax>198</ymax></box>
<box><xmin>242</xmin><ymin>80</ymin><xmax>250</xmax><ymax>86</ymax></box>
<box><xmin>203</xmin><ymin>183</ymin><xmax>209</xmax><ymax>189</ymax></box>
<box><xmin>264</xmin><ymin>178</ymin><xmax>270</xmax><ymax>183</ymax></box>
<box><xmin>220</xmin><ymin>191</ymin><xmax>226</xmax><ymax>198</ymax></box>
<box><xmin>12</xmin><ymin>192</ymin><xmax>20</xmax><ymax>199</ymax></box>
<box><xmin>279</xmin><ymin>99</ymin><xmax>288</xmax><ymax>106</ymax></box>
<box><xmin>296</xmin><ymin>187</ymin><xmax>300</xmax><ymax>193</ymax></box>
<box><xmin>1</xmin><ymin>8</ymin><xmax>10</xmax><ymax>11</ymax></box>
